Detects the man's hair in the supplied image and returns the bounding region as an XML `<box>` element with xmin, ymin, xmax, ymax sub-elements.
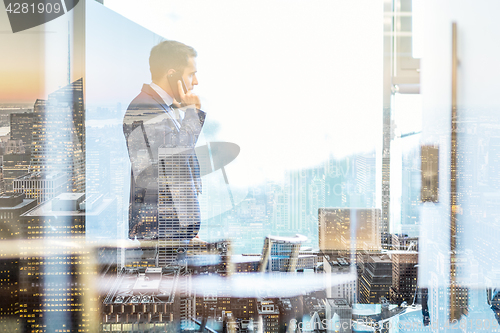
<box><xmin>149</xmin><ymin>40</ymin><xmax>197</xmax><ymax>81</ymax></box>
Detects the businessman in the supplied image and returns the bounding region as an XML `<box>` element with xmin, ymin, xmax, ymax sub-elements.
<box><xmin>123</xmin><ymin>40</ymin><xmax>206</xmax><ymax>241</ymax></box>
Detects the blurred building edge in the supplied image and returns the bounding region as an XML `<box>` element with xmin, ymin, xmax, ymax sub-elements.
<box><xmin>489</xmin><ymin>288</ymin><xmax>500</xmax><ymax>325</ymax></box>
<box><xmin>325</xmin><ymin>299</ymin><xmax>352</xmax><ymax>333</ymax></box>
<box><xmin>323</xmin><ymin>258</ymin><xmax>356</xmax><ymax>305</ymax></box>
<box><xmin>319</xmin><ymin>208</ymin><xmax>381</xmax><ymax>253</ymax></box>
<box><xmin>258</xmin><ymin>234</ymin><xmax>307</xmax><ymax>273</ymax></box>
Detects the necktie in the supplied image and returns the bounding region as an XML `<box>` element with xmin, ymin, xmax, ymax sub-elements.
<box><xmin>171</xmin><ymin>105</ymin><xmax>182</xmax><ymax>125</ymax></box>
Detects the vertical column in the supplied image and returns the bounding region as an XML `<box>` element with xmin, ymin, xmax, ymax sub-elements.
<box><xmin>381</xmin><ymin>0</ymin><xmax>394</xmax><ymax>245</ymax></box>
<box><xmin>449</xmin><ymin>21</ymin><xmax>467</xmax><ymax>322</ymax></box>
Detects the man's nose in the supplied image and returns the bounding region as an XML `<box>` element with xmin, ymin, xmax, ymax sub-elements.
<box><xmin>192</xmin><ymin>75</ymin><xmax>198</xmax><ymax>86</ymax></box>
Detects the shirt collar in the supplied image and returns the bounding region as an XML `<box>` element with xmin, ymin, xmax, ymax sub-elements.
<box><xmin>150</xmin><ymin>82</ymin><xmax>174</xmax><ymax>107</ymax></box>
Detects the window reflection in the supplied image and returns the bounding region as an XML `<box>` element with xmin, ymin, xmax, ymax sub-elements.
<box><xmin>1</xmin><ymin>0</ymin><xmax>500</xmax><ymax>331</ymax></box>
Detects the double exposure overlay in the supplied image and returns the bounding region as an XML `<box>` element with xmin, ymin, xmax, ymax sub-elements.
<box><xmin>1</xmin><ymin>0</ymin><xmax>500</xmax><ymax>332</ymax></box>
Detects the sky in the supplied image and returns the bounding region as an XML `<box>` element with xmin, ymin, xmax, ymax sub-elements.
<box><xmin>0</xmin><ymin>2</ymin><xmax>85</xmax><ymax>104</ymax></box>
<box><xmin>1</xmin><ymin>0</ymin><xmax>384</xmax><ymax>187</ymax></box>
<box><xmin>103</xmin><ymin>0</ymin><xmax>384</xmax><ymax>186</ymax></box>
<box><xmin>0</xmin><ymin>5</ymin><xmax>45</xmax><ymax>104</ymax></box>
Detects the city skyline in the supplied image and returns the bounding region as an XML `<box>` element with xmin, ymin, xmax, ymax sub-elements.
<box><xmin>3</xmin><ymin>0</ymin><xmax>500</xmax><ymax>332</ymax></box>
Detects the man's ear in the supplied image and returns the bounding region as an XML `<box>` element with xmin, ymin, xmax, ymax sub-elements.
<box><xmin>166</xmin><ymin>69</ymin><xmax>176</xmax><ymax>76</ymax></box>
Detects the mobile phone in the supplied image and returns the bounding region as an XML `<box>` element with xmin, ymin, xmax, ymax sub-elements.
<box><xmin>167</xmin><ymin>71</ymin><xmax>188</xmax><ymax>104</ymax></box>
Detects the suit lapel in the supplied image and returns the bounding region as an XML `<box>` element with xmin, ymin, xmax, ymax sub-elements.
<box><xmin>141</xmin><ymin>84</ymin><xmax>180</xmax><ymax>130</ymax></box>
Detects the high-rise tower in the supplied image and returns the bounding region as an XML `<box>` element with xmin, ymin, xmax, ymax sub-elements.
<box><xmin>30</xmin><ymin>79</ymin><xmax>85</xmax><ymax>193</ymax></box>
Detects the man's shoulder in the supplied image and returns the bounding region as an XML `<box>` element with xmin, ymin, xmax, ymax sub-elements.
<box><xmin>123</xmin><ymin>85</ymin><xmax>163</xmax><ymax>125</ymax></box>
<box><xmin>127</xmin><ymin>86</ymin><xmax>160</xmax><ymax>110</ymax></box>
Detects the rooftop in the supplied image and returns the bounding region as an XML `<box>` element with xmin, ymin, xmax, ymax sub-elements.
<box><xmin>22</xmin><ymin>193</ymin><xmax>112</xmax><ymax>217</ymax></box>
<box><xmin>0</xmin><ymin>193</ymin><xmax>36</xmax><ymax>210</ymax></box>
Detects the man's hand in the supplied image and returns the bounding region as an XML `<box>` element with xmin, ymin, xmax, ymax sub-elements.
<box><xmin>178</xmin><ymin>80</ymin><xmax>201</xmax><ymax>109</ymax></box>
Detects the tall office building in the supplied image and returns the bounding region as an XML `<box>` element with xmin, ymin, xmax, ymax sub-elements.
<box><xmin>324</xmin><ymin>265</ymin><xmax>356</xmax><ymax>305</ymax></box>
<box><xmin>10</xmin><ymin>112</ymin><xmax>35</xmax><ymax>151</ymax></box>
<box><xmin>358</xmin><ymin>254</ymin><xmax>392</xmax><ymax>304</ymax></box>
<box><xmin>257</xmin><ymin>300</ymin><xmax>280</xmax><ymax>333</ymax></box>
<box><xmin>19</xmin><ymin>193</ymin><xmax>88</xmax><ymax>333</ymax></box>
<box><xmin>287</xmin><ymin>169</ymin><xmax>307</xmax><ymax>232</ymax></box>
<box><xmin>267</xmin><ymin>180</ymin><xmax>288</xmax><ymax>231</ymax></box>
<box><xmin>30</xmin><ymin>79</ymin><xmax>85</xmax><ymax>193</ymax></box>
<box><xmin>309</xmin><ymin>172</ymin><xmax>326</xmax><ymax>221</ymax></box>
<box><xmin>389</xmin><ymin>235</ymin><xmax>418</xmax><ymax>305</ymax></box>
<box><xmin>13</xmin><ymin>172</ymin><xmax>67</xmax><ymax>203</ymax></box>
<box><xmin>401</xmin><ymin>145</ymin><xmax>421</xmax><ymax>237</ymax></box>
<box><xmin>128</xmin><ymin>186</ymin><xmax>158</xmax><ymax>239</ymax></box>
<box><xmin>19</xmin><ymin>193</ymin><xmax>114</xmax><ymax>332</ymax></box>
<box><xmin>0</xmin><ymin>193</ymin><xmax>37</xmax><ymax>331</ymax></box>
<box><xmin>157</xmin><ymin>146</ymin><xmax>199</xmax><ymax>266</ymax></box>
<box><xmin>319</xmin><ymin>208</ymin><xmax>381</xmax><ymax>252</ymax></box>
<box><xmin>325</xmin><ymin>299</ymin><xmax>352</xmax><ymax>333</ymax></box>
<box><xmin>86</xmin><ymin>135</ymin><xmax>110</xmax><ymax>196</ymax></box>
<box><xmin>0</xmin><ymin>140</ymin><xmax>27</xmax><ymax>192</ymax></box>
<box><xmin>351</xmin><ymin>153</ymin><xmax>377</xmax><ymax>208</ymax></box>
<box><xmin>2</xmin><ymin>152</ymin><xmax>30</xmax><ymax>191</ymax></box>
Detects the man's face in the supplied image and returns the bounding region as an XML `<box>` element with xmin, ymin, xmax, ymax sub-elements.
<box><xmin>182</xmin><ymin>56</ymin><xmax>198</xmax><ymax>91</ymax></box>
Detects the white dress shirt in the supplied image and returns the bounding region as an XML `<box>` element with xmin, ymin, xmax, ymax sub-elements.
<box><xmin>150</xmin><ymin>82</ymin><xmax>183</xmax><ymax>129</ymax></box>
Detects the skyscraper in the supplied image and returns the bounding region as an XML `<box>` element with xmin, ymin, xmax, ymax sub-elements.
<box><xmin>358</xmin><ymin>254</ymin><xmax>392</xmax><ymax>304</ymax></box>
<box><xmin>2</xmin><ymin>152</ymin><xmax>30</xmax><ymax>191</ymax></box>
<box><xmin>318</xmin><ymin>208</ymin><xmax>381</xmax><ymax>252</ymax></box>
<box><xmin>389</xmin><ymin>235</ymin><xmax>418</xmax><ymax>305</ymax></box>
<box><xmin>30</xmin><ymin>79</ymin><xmax>85</xmax><ymax>193</ymax></box>
<box><xmin>287</xmin><ymin>169</ymin><xmax>307</xmax><ymax>232</ymax></box>
<box><xmin>19</xmin><ymin>193</ymin><xmax>114</xmax><ymax>332</ymax></box>
<box><xmin>325</xmin><ymin>299</ymin><xmax>352</xmax><ymax>333</ymax></box>
<box><xmin>0</xmin><ymin>193</ymin><xmax>37</xmax><ymax>331</ymax></box>
<box><xmin>157</xmin><ymin>146</ymin><xmax>200</xmax><ymax>266</ymax></box>
<box><xmin>10</xmin><ymin>112</ymin><xmax>35</xmax><ymax>151</ymax></box>
<box><xmin>268</xmin><ymin>181</ymin><xmax>288</xmax><ymax>231</ymax></box>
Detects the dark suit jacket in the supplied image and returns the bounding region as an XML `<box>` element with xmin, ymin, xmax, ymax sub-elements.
<box><xmin>123</xmin><ymin>84</ymin><xmax>206</xmax><ymax>240</ymax></box>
